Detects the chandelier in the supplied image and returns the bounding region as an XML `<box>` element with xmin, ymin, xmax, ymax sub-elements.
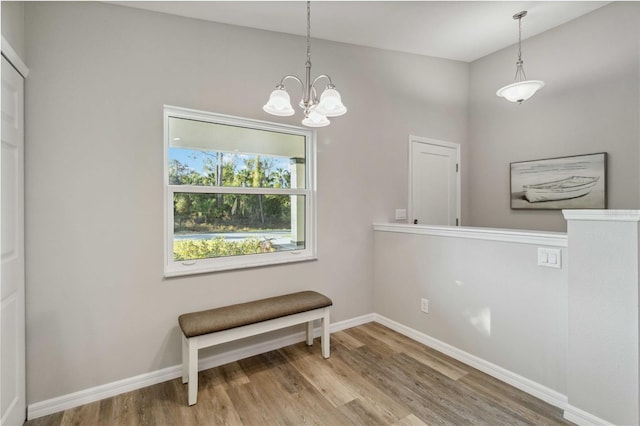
<box><xmin>263</xmin><ymin>1</ymin><xmax>347</xmax><ymax>127</ymax></box>
<box><xmin>496</xmin><ymin>11</ymin><xmax>545</xmax><ymax>103</ymax></box>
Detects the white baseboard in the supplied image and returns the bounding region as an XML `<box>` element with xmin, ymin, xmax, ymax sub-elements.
<box><xmin>27</xmin><ymin>364</ymin><xmax>181</xmax><ymax>421</ymax></box>
<box><xmin>30</xmin><ymin>312</ymin><xmax>606</xmax><ymax>425</ymax></box>
<box><xmin>27</xmin><ymin>313</ymin><xmax>374</xmax><ymax>420</ymax></box>
<box><xmin>563</xmin><ymin>404</ymin><xmax>613</xmax><ymax>426</ymax></box>
<box><xmin>373</xmin><ymin>314</ymin><xmax>569</xmax><ymax>410</ymax></box>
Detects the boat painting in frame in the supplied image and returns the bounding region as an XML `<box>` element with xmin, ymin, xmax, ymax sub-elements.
<box><xmin>510</xmin><ymin>153</ymin><xmax>607</xmax><ymax>210</ymax></box>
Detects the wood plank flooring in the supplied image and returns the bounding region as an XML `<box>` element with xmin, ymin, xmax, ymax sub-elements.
<box><xmin>26</xmin><ymin>322</ymin><xmax>571</xmax><ymax>425</ymax></box>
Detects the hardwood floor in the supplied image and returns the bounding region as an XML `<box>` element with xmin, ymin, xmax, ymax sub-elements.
<box><xmin>26</xmin><ymin>323</ymin><xmax>571</xmax><ymax>425</ymax></box>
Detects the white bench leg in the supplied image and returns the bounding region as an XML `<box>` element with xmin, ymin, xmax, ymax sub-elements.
<box><xmin>181</xmin><ymin>334</ymin><xmax>189</xmax><ymax>384</ymax></box>
<box><xmin>306</xmin><ymin>320</ymin><xmax>314</xmax><ymax>346</ymax></box>
<box><xmin>321</xmin><ymin>307</ymin><xmax>330</xmax><ymax>359</ymax></box>
<box><xmin>188</xmin><ymin>337</ymin><xmax>198</xmax><ymax>406</ymax></box>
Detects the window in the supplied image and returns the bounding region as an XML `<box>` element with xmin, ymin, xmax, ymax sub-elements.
<box><xmin>164</xmin><ymin>106</ymin><xmax>316</xmax><ymax>276</ymax></box>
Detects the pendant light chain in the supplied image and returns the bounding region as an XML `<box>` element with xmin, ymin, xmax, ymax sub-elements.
<box><xmin>517</xmin><ymin>15</ymin><xmax>523</xmax><ymax>63</ymax></box>
<box><xmin>514</xmin><ymin>13</ymin><xmax>527</xmax><ymax>82</ymax></box>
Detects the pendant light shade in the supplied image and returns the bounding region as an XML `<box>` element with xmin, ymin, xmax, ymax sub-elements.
<box><xmin>497</xmin><ymin>11</ymin><xmax>544</xmax><ymax>104</ymax></box>
<box><xmin>496</xmin><ymin>80</ymin><xmax>545</xmax><ymax>103</ymax></box>
<box><xmin>263</xmin><ymin>1</ymin><xmax>346</xmax><ymax>127</ymax></box>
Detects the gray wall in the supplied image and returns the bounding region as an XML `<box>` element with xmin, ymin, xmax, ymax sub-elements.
<box><xmin>1</xmin><ymin>1</ymin><xmax>25</xmax><ymax>58</ymax></box>
<box><xmin>23</xmin><ymin>2</ymin><xmax>468</xmax><ymax>403</ymax></box>
<box><xmin>373</xmin><ymin>229</ymin><xmax>567</xmax><ymax>395</ymax></box>
<box><xmin>468</xmin><ymin>2</ymin><xmax>640</xmax><ymax>232</ymax></box>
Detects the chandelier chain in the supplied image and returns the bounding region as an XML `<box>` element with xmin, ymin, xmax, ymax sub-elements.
<box><xmin>306</xmin><ymin>0</ymin><xmax>311</xmax><ymax>63</ymax></box>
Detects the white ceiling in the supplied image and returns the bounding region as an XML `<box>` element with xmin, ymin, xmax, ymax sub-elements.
<box><xmin>108</xmin><ymin>1</ymin><xmax>608</xmax><ymax>62</ymax></box>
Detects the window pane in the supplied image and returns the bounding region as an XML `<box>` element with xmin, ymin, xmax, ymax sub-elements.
<box><xmin>168</xmin><ymin>117</ymin><xmax>306</xmax><ymax>189</ymax></box>
<box><xmin>173</xmin><ymin>193</ymin><xmax>305</xmax><ymax>261</ymax></box>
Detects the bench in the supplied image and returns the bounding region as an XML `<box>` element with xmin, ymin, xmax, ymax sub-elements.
<box><xmin>178</xmin><ymin>290</ymin><xmax>332</xmax><ymax>405</ymax></box>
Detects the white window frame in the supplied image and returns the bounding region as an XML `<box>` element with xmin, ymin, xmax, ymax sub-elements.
<box><xmin>163</xmin><ymin>105</ymin><xmax>317</xmax><ymax>277</ymax></box>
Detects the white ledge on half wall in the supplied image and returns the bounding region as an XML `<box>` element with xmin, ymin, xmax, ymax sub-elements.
<box><xmin>562</xmin><ymin>209</ymin><xmax>640</xmax><ymax>222</ymax></box>
<box><xmin>372</xmin><ymin>223</ymin><xmax>567</xmax><ymax>247</ymax></box>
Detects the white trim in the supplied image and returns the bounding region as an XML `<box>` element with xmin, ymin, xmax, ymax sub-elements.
<box><xmin>26</xmin><ymin>313</ymin><xmax>373</xmax><ymax>420</ymax></box>
<box><xmin>373</xmin><ymin>314</ymin><xmax>569</xmax><ymax>410</ymax></box>
<box><xmin>164</xmin><ymin>105</ymin><xmax>312</xmax><ymax>136</ymax></box>
<box><xmin>1</xmin><ymin>36</ymin><xmax>28</xmax><ymax>78</ymax></box>
<box><xmin>373</xmin><ymin>223</ymin><xmax>568</xmax><ymax>247</ymax></box>
<box><xmin>563</xmin><ymin>404</ymin><xmax>613</xmax><ymax>426</ymax></box>
<box><xmin>408</xmin><ymin>136</ymin><xmax>461</xmax><ymax>226</ymax></box>
<box><xmin>164</xmin><ymin>251</ymin><xmax>318</xmax><ymax>277</ymax></box>
<box><xmin>27</xmin><ymin>365</ymin><xmax>179</xmax><ymax>421</ymax></box>
<box><xmin>562</xmin><ymin>209</ymin><xmax>640</xmax><ymax>222</ymax></box>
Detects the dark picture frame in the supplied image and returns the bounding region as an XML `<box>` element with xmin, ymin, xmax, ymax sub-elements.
<box><xmin>510</xmin><ymin>153</ymin><xmax>607</xmax><ymax>210</ymax></box>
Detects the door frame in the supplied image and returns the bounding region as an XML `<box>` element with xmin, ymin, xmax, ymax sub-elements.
<box><xmin>1</xmin><ymin>37</ymin><xmax>29</xmax><ymax>78</ymax></box>
<box><xmin>1</xmin><ymin>36</ymin><xmax>28</xmax><ymax>426</ymax></box>
<box><xmin>408</xmin><ymin>135</ymin><xmax>461</xmax><ymax>226</ymax></box>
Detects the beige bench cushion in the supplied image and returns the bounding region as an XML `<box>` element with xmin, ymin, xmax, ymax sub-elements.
<box><xmin>178</xmin><ymin>291</ymin><xmax>332</xmax><ymax>338</ymax></box>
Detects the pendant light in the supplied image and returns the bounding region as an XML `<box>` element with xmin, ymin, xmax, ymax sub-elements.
<box><xmin>263</xmin><ymin>1</ymin><xmax>347</xmax><ymax>127</ymax></box>
<box><xmin>496</xmin><ymin>11</ymin><xmax>545</xmax><ymax>103</ymax></box>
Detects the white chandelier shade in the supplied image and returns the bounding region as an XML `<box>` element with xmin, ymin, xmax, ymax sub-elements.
<box><xmin>263</xmin><ymin>87</ymin><xmax>295</xmax><ymax>116</ymax></box>
<box><xmin>497</xmin><ymin>11</ymin><xmax>544</xmax><ymax>104</ymax></box>
<box><xmin>263</xmin><ymin>1</ymin><xmax>346</xmax><ymax>127</ymax></box>
<box><xmin>302</xmin><ymin>109</ymin><xmax>331</xmax><ymax>127</ymax></box>
<box><xmin>315</xmin><ymin>87</ymin><xmax>347</xmax><ymax>117</ymax></box>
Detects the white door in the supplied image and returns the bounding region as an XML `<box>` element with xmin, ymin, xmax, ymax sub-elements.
<box><xmin>1</xmin><ymin>55</ymin><xmax>26</xmax><ymax>426</ymax></box>
<box><xmin>409</xmin><ymin>136</ymin><xmax>460</xmax><ymax>226</ymax></box>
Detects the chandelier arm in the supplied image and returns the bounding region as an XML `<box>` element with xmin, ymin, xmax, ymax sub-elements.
<box><xmin>311</xmin><ymin>74</ymin><xmax>335</xmax><ymax>89</ymax></box>
<box><xmin>278</xmin><ymin>75</ymin><xmax>305</xmax><ymax>88</ymax></box>
<box><xmin>276</xmin><ymin>74</ymin><xmax>317</xmax><ymax>116</ymax></box>
<box><xmin>278</xmin><ymin>75</ymin><xmax>310</xmax><ymax>111</ymax></box>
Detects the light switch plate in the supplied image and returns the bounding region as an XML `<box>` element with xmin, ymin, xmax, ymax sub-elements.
<box><xmin>395</xmin><ymin>209</ymin><xmax>407</xmax><ymax>220</ymax></box>
<box><xmin>538</xmin><ymin>248</ymin><xmax>561</xmax><ymax>269</ymax></box>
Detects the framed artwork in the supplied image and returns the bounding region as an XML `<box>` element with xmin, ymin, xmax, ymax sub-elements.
<box><xmin>510</xmin><ymin>153</ymin><xmax>607</xmax><ymax>210</ymax></box>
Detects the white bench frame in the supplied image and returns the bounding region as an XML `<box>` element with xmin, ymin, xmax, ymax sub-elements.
<box><xmin>181</xmin><ymin>306</ymin><xmax>331</xmax><ymax>405</ymax></box>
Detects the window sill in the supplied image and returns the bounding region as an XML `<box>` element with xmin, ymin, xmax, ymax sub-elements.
<box><xmin>164</xmin><ymin>252</ymin><xmax>317</xmax><ymax>277</ymax></box>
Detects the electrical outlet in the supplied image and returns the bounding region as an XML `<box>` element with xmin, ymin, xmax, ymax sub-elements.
<box><xmin>421</xmin><ymin>298</ymin><xmax>429</xmax><ymax>314</ymax></box>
